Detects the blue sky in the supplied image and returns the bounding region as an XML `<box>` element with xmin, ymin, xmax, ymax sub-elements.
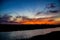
<box><xmin>0</xmin><ymin>0</ymin><xmax>60</xmax><ymax>18</ymax></box>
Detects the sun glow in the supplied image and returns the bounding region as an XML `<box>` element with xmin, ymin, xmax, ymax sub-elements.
<box><xmin>9</xmin><ymin>17</ymin><xmax>59</xmax><ymax>25</ymax></box>
<box><xmin>20</xmin><ymin>19</ymin><xmax>57</xmax><ymax>24</ymax></box>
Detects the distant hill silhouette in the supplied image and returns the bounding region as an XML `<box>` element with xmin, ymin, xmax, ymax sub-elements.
<box><xmin>0</xmin><ymin>24</ymin><xmax>60</xmax><ymax>32</ymax></box>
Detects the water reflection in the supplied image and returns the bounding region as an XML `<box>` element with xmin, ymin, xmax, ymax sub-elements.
<box><xmin>0</xmin><ymin>27</ymin><xmax>60</xmax><ymax>40</ymax></box>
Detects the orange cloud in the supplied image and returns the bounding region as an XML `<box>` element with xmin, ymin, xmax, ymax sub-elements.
<box><xmin>14</xmin><ymin>18</ymin><xmax>60</xmax><ymax>25</ymax></box>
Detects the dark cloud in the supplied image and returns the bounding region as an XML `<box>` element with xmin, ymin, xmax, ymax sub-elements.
<box><xmin>49</xmin><ymin>10</ymin><xmax>59</xmax><ymax>13</ymax></box>
<box><xmin>35</xmin><ymin>12</ymin><xmax>42</xmax><ymax>16</ymax></box>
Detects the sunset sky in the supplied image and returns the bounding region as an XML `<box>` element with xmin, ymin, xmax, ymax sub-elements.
<box><xmin>0</xmin><ymin>0</ymin><xmax>60</xmax><ymax>18</ymax></box>
<box><xmin>0</xmin><ymin>0</ymin><xmax>60</xmax><ymax>40</ymax></box>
